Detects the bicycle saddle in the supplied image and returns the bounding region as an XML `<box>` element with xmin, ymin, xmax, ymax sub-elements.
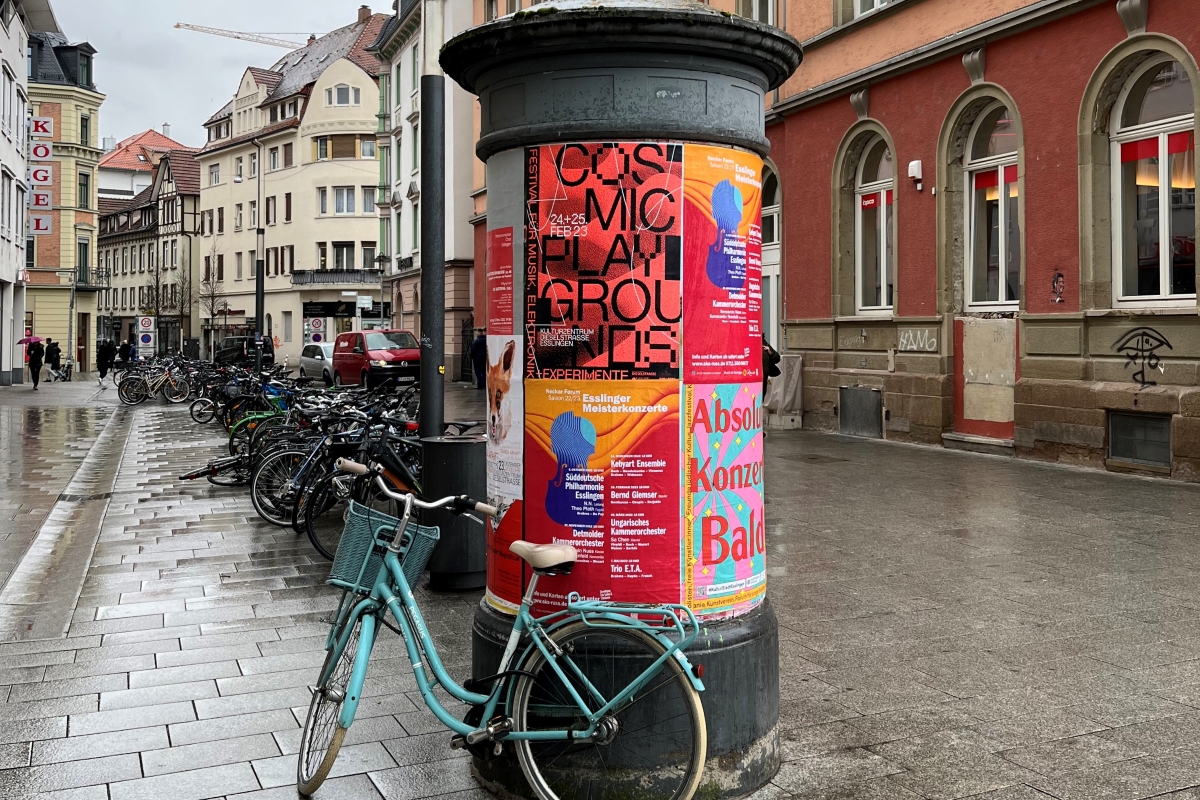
<box><xmin>509</xmin><ymin>541</ymin><xmax>577</xmax><ymax>575</ymax></box>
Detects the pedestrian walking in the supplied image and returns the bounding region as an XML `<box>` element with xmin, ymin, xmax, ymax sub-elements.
<box><xmin>118</xmin><ymin>339</ymin><xmax>131</xmax><ymax>363</ymax></box>
<box><xmin>129</xmin><ymin>341</ymin><xmax>139</xmax><ymax>362</ymax></box>
<box><xmin>470</xmin><ymin>330</ymin><xmax>487</xmax><ymax>389</ymax></box>
<box><xmin>26</xmin><ymin>339</ymin><xmax>44</xmax><ymax>390</ymax></box>
<box><xmin>45</xmin><ymin>339</ymin><xmax>63</xmax><ymax>381</ymax></box>
<box><xmin>97</xmin><ymin>339</ymin><xmax>115</xmax><ymax>386</ymax></box>
<box><xmin>762</xmin><ymin>337</ymin><xmax>780</xmax><ymax>438</ymax></box>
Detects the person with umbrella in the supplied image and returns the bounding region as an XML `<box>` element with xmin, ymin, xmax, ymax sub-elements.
<box><xmin>20</xmin><ymin>336</ymin><xmax>44</xmax><ymax>390</ymax></box>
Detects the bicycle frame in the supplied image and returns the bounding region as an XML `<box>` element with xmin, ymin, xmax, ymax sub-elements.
<box><xmin>323</xmin><ymin>506</ymin><xmax>704</xmax><ymax>743</ymax></box>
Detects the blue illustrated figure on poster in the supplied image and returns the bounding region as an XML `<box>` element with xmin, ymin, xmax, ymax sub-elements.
<box><xmin>705</xmin><ymin>179</ymin><xmax>745</xmax><ymax>290</ymax></box>
<box><xmin>545</xmin><ymin>411</ymin><xmax>603</xmax><ymax>530</ymax></box>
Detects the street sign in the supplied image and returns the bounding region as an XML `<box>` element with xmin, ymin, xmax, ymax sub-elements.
<box><xmin>139</xmin><ymin>316</ymin><xmax>156</xmax><ymax>331</ymax></box>
<box><xmin>311</xmin><ymin>333</ymin><xmax>323</xmax><ymax>343</ymax></box>
<box><xmin>139</xmin><ymin>331</ymin><xmax>156</xmax><ymax>351</ymax></box>
<box><xmin>29</xmin><ymin>117</ymin><xmax>53</xmax><ymax>138</ymax></box>
<box><xmin>356</xmin><ymin>294</ymin><xmax>373</xmax><ymax>309</ymax></box>
<box><xmin>309</xmin><ymin>317</ymin><xmax>323</xmax><ymax>330</ymax></box>
<box><xmin>30</xmin><ymin>141</ymin><xmax>52</xmax><ymax>161</ymax></box>
<box><xmin>29</xmin><ymin>215</ymin><xmax>52</xmax><ymax>235</ymax></box>
<box><xmin>29</xmin><ymin>165</ymin><xmax>52</xmax><ymax>185</ymax></box>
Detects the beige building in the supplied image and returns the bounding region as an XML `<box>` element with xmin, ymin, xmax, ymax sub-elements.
<box><xmin>97</xmin><ymin>148</ymin><xmax>202</xmax><ymax>353</ymax></box>
<box><xmin>25</xmin><ymin>27</ymin><xmax>103</xmax><ymax>371</ymax></box>
<box><xmin>196</xmin><ymin>7</ymin><xmax>387</xmax><ymax>365</ymax></box>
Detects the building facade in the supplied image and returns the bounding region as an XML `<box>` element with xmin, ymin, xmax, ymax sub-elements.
<box><xmin>97</xmin><ymin>149</ymin><xmax>202</xmax><ymax>352</ymax></box>
<box><xmin>196</xmin><ymin>7</ymin><xmax>387</xmax><ymax>365</ymax></box>
<box><xmin>25</xmin><ymin>26</ymin><xmax>103</xmax><ymax>373</ymax></box>
<box><xmin>0</xmin><ymin>1</ymin><xmax>39</xmax><ymax>384</ymax></box>
<box><xmin>369</xmin><ymin>0</ymin><xmax>476</xmax><ymax>378</ymax></box>
<box><xmin>746</xmin><ymin>0</ymin><xmax>1197</xmax><ymax>482</ymax></box>
<box><xmin>97</xmin><ymin>126</ymin><xmax>192</xmax><ymax>202</ymax></box>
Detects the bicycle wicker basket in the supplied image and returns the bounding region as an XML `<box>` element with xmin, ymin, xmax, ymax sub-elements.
<box><xmin>328</xmin><ymin>500</ymin><xmax>440</xmax><ymax>594</ymax></box>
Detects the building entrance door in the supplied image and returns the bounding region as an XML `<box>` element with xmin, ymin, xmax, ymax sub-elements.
<box><xmin>952</xmin><ymin>316</ymin><xmax>1016</xmax><ymax>441</ymax></box>
<box><xmin>77</xmin><ymin>313</ymin><xmax>90</xmax><ymax>372</ymax></box>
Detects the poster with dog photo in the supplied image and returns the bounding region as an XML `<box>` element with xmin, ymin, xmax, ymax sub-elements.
<box><xmin>681</xmin><ymin>144</ymin><xmax>763</xmax><ymax>383</ymax></box>
<box><xmin>484</xmin><ymin>333</ymin><xmax>524</xmax><ymax>612</ymax></box>
<box><xmin>522</xmin><ymin>379</ymin><xmax>681</xmax><ymax>611</ymax></box>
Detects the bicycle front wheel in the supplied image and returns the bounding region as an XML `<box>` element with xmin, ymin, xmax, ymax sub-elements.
<box><xmin>163</xmin><ymin>376</ymin><xmax>190</xmax><ymax>403</ymax></box>
<box><xmin>297</xmin><ymin>609</ymin><xmax>367</xmax><ymax>796</ymax></box>
<box><xmin>117</xmin><ymin>377</ymin><xmax>148</xmax><ymax>405</ymax></box>
<box><xmin>511</xmin><ymin>622</ymin><xmax>707</xmax><ymax>800</ymax></box>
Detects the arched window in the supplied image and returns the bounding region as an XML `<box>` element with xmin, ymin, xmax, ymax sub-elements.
<box><xmin>1111</xmin><ymin>57</ymin><xmax>1195</xmax><ymax>303</ymax></box>
<box><xmin>965</xmin><ymin>102</ymin><xmax>1020</xmax><ymax>307</ymax></box>
<box><xmin>855</xmin><ymin>136</ymin><xmax>894</xmax><ymax>313</ymax></box>
<box><xmin>761</xmin><ymin>166</ymin><xmax>781</xmax><ymax>349</ymax></box>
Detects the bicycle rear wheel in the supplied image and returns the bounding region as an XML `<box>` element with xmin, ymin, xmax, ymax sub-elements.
<box><xmin>250</xmin><ymin>448</ymin><xmax>306</xmax><ymax>526</ymax></box>
<box><xmin>297</xmin><ymin>609</ymin><xmax>368</xmax><ymax>796</ymax></box>
<box><xmin>163</xmin><ymin>375</ymin><xmax>190</xmax><ymax>403</ymax></box>
<box><xmin>117</xmin><ymin>377</ymin><xmax>148</xmax><ymax>405</ymax></box>
<box><xmin>190</xmin><ymin>397</ymin><xmax>216</xmax><ymax>424</ymax></box>
<box><xmin>511</xmin><ymin>622</ymin><xmax>707</xmax><ymax>800</ymax></box>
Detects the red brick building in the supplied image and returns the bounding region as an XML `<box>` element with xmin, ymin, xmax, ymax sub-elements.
<box><xmin>767</xmin><ymin>0</ymin><xmax>1200</xmax><ymax>479</ymax></box>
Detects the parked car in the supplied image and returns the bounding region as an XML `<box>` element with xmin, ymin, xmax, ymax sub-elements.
<box><xmin>331</xmin><ymin>330</ymin><xmax>420</xmax><ymax>388</ymax></box>
<box><xmin>213</xmin><ymin>335</ymin><xmax>275</xmax><ymax>368</ymax></box>
<box><xmin>299</xmin><ymin>343</ymin><xmax>335</xmax><ymax>386</ymax></box>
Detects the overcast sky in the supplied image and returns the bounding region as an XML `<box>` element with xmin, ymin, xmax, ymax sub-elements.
<box><xmin>50</xmin><ymin>0</ymin><xmax>393</xmax><ymax>149</ymax></box>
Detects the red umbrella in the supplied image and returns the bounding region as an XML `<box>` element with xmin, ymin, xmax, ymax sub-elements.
<box><xmin>17</xmin><ymin>336</ymin><xmax>42</xmax><ymax>344</ymax></box>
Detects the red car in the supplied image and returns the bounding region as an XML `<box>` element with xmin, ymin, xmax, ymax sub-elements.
<box><xmin>331</xmin><ymin>330</ymin><xmax>420</xmax><ymax>388</ymax></box>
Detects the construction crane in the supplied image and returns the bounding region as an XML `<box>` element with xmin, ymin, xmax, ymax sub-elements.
<box><xmin>174</xmin><ymin>24</ymin><xmax>307</xmax><ymax>49</ymax></box>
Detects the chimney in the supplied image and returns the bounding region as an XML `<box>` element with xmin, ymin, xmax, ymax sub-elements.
<box><xmin>162</xmin><ymin>123</ymin><xmax>171</xmax><ymax>138</ymax></box>
<box><xmin>308</xmin><ymin>34</ymin><xmax>317</xmax><ymax>46</ymax></box>
<box><xmin>358</xmin><ymin>4</ymin><xmax>371</xmax><ymax>23</ymax></box>
<box><xmin>102</xmin><ymin>135</ymin><xmax>116</xmax><ymax>152</ymax></box>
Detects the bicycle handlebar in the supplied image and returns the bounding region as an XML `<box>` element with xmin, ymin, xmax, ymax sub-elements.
<box><xmin>334</xmin><ymin>457</ymin><xmax>501</xmax><ymax>519</ymax></box>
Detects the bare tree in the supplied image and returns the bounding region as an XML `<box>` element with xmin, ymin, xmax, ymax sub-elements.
<box><xmin>198</xmin><ymin>239</ymin><xmax>226</xmax><ymax>361</ymax></box>
<box><xmin>176</xmin><ymin>251</ymin><xmax>195</xmax><ymax>348</ymax></box>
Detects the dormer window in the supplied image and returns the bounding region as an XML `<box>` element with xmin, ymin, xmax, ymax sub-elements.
<box><xmin>286</xmin><ymin>100</ymin><xmax>297</xmax><ymax>117</ymax></box>
<box><xmin>78</xmin><ymin>54</ymin><xmax>91</xmax><ymax>87</ymax></box>
<box><xmin>270</xmin><ymin>105</ymin><xmax>278</xmax><ymax>123</ymax></box>
<box><xmin>327</xmin><ymin>84</ymin><xmax>360</xmax><ymax>107</ymax></box>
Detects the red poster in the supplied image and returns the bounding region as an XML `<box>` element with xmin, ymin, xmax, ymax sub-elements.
<box><xmin>682</xmin><ymin>144</ymin><xmax>763</xmax><ymax>382</ymax></box>
<box><xmin>487</xmin><ymin>227</ymin><xmax>514</xmax><ymax>335</ymax></box>
<box><xmin>524</xmin><ymin>143</ymin><xmax>682</xmax><ymax>381</ymax></box>
<box><xmin>523</xmin><ymin>379</ymin><xmax>680</xmax><ymax>609</ymax></box>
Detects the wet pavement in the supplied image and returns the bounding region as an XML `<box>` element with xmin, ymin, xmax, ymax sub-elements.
<box><xmin>2</xmin><ymin>381</ymin><xmax>1200</xmax><ymax>798</ymax></box>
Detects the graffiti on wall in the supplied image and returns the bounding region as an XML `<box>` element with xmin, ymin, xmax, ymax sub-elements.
<box><xmin>1115</xmin><ymin>327</ymin><xmax>1172</xmax><ymax>388</ymax></box>
<box><xmin>898</xmin><ymin>329</ymin><xmax>938</xmax><ymax>352</ymax></box>
<box><xmin>1051</xmin><ymin>272</ymin><xmax>1065</xmax><ymax>304</ymax></box>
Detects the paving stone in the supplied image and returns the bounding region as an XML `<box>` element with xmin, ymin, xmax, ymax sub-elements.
<box><xmin>142</xmin><ymin>732</ymin><xmax>280</xmax><ymax>777</ymax></box>
<box><xmin>43</xmin><ymin>654</ymin><xmax>156</xmax><ymax>681</ymax></box>
<box><xmin>155</xmin><ymin>642</ymin><xmax>262</xmax><ymax>668</ymax></box>
<box><xmin>8</xmin><ymin>672</ymin><xmax>128</xmax><ymax>703</ymax></box>
<box><xmin>169</xmin><ymin>708</ymin><xmax>299</xmax><ymax>747</ymax></box>
<box><xmin>98</xmin><ymin>679</ymin><xmax>218</xmax><ymax>711</ymax></box>
<box><xmin>227</xmin><ymin>773</ymin><xmax>384</xmax><ymax>799</ymax></box>
<box><xmin>253</xmin><ymin>741</ymin><xmax>396</xmax><ymax>788</ymax></box>
<box><xmin>367</xmin><ymin>759</ymin><xmax>479</xmax><ymax>799</ymax></box>
<box><xmin>108</xmin><ymin>761</ymin><xmax>261</xmax><ymax>800</ymax></box>
<box><xmin>31</xmin><ymin>725</ymin><xmax>169</xmax><ymax>765</ymax></box>
<box><xmin>0</xmin><ymin>716</ymin><xmax>67</xmax><ymax>745</ymax></box>
<box><xmin>0</xmin><ymin>740</ymin><xmax>31</xmax><ymax>769</ymax></box>
<box><xmin>772</xmin><ymin>748</ymin><xmax>905</xmax><ymax>796</ymax></box>
<box><xmin>69</xmin><ymin>700</ymin><xmax>196</xmax><ymax>735</ymax></box>
<box><xmin>0</xmin><ymin>752</ymin><xmax>141</xmax><ymax>795</ymax></box>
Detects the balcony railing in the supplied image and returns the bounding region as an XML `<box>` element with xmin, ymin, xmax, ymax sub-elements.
<box><xmin>75</xmin><ymin>266</ymin><xmax>107</xmax><ymax>291</ymax></box>
<box><xmin>291</xmin><ymin>269</ymin><xmax>383</xmax><ymax>286</ymax></box>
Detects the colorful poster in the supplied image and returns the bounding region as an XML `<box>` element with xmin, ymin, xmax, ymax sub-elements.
<box><xmin>524</xmin><ymin>379</ymin><xmax>680</xmax><ymax>609</ymax></box>
<box><xmin>682</xmin><ymin>145</ymin><xmax>764</xmax><ymax>383</ymax></box>
<box><xmin>487</xmin><ymin>227</ymin><xmax>514</xmax><ymax>335</ymax></box>
<box><xmin>524</xmin><ymin>143</ymin><xmax>683</xmax><ymax>381</ymax></box>
<box><xmin>683</xmin><ymin>382</ymin><xmax>766</xmax><ymax>619</ymax></box>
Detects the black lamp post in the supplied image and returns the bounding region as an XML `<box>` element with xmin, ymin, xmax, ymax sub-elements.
<box><xmin>374</xmin><ymin>252</ymin><xmax>389</xmax><ymax>328</ymax></box>
<box><xmin>255</xmin><ymin>227</ymin><xmax>265</xmax><ymax>372</ymax></box>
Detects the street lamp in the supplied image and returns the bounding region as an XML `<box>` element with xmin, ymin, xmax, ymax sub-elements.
<box><xmin>255</xmin><ymin>227</ymin><xmax>265</xmax><ymax>372</ymax></box>
<box><xmin>374</xmin><ymin>252</ymin><xmax>389</xmax><ymax>329</ymax></box>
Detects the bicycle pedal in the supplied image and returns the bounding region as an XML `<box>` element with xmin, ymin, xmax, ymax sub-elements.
<box><xmin>450</xmin><ymin>734</ymin><xmax>466</xmax><ymax>750</ymax></box>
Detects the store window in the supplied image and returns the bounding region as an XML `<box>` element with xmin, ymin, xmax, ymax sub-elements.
<box><xmin>1111</xmin><ymin>57</ymin><xmax>1195</xmax><ymax>305</ymax></box>
<box><xmin>855</xmin><ymin>136</ymin><xmax>894</xmax><ymax>313</ymax></box>
<box><xmin>965</xmin><ymin>102</ymin><xmax>1021</xmax><ymax>308</ymax></box>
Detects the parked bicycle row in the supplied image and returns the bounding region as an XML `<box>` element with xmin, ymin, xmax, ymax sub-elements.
<box><xmin>177</xmin><ymin>366</ymin><xmax>481</xmax><ymax>560</ymax></box>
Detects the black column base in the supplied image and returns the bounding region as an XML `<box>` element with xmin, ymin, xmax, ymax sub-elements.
<box><xmin>469</xmin><ymin>598</ymin><xmax>780</xmax><ymax>799</ymax></box>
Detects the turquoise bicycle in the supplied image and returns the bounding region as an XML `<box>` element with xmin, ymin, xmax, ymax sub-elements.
<box><xmin>298</xmin><ymin>458</ymin><xmax>708</xmax><ymax>800</ymax></box>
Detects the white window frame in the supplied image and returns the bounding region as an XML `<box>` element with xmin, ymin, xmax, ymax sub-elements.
<box><xmin>334</xmin><ymin>186</ymin><xmax>355</xmax><ymax>215</ymax></box>
<box><xmin>1109</xmin><ymin>55</ymin><xmax>1197</xmax><ymax>309</ymax></box>
<box><xmin>853</xmin><ymin>0</ymin><xmax>890</xmax><ymax>19</ymax></box>
<box><xmin>964</xmin><ymin>101</ymin><xmax>1020</xmax><ymax>311</ymax></box>
<box><xmin>854</xmin><ymin>136</ymin><xmax>895</xmax><ymax>315</ymax></box>
<box><xmin>363</xmin><ymin>186</ymin><xmax>376</xmax><ymax>214</ymax></box>
<box><xmin>209</xmin><ymin>164</ymin><xmax>220</xmax><ymax>186</ymax></box>
<box><xmin>735</xmin><ymin>0</ymin><xmax>774</xmax><ymax>25</ymax></box>
<box><xmin>318</xmin><ymin>187</ymin><xmax>328</xmax><ymax>215</ymax></box>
